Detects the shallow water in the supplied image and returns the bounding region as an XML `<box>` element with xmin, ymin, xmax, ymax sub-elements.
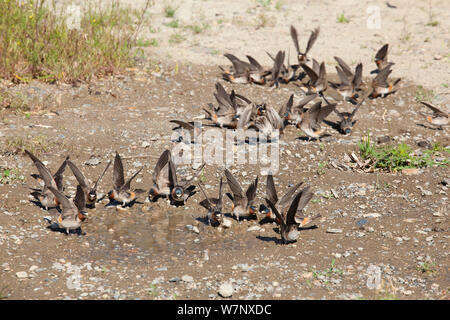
<box><xmin>82</xmin><ymin>203</ymin><xmax>263</xmax><ymax>263</ymax></box>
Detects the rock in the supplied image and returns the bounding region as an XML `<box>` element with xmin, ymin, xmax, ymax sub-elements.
<box><xmin>363</xmin><ymin>213</ymin><xmax>381</xmax><ymax>218</ymax></box>
<box><xmin>326</xmin><ymin>228</ymin><xmax>343</xmax><ymax>234</ymax></box>
<box><xmin>247</xmin><ymin>225</ymin><xmax>261</xmax><ymax>232</ymax></box>
<box><xmin>29</xmin><ymin>265</ymin><xmax>39</xmax><ymax>272</ymax></box>
<box><xmin>16</xmin><ymin>271</ymin><xmax>28</xmax><ymax>279</ymax></box>
<box><xmin>218</xmin><ymin>282</ymin><xmax>233</xmax><ymax>298</ymax></box>
<box><xmin>222</xmin><ymin>218</ymin><xmax>232</xmax><ymax>228</ymax></box>
<box><xmin>169</xmin><ymin>277</ymin><xmax>181</xmax><ymax>283</ymax></box>
<box><xmin>402</xmin><ymin>168</ymin><xmax>419</xmax><ymax>175</ymax></box>
<box><xmin>233</xmin><ymin>264</ymin><xmax>251</xmax><ymax>272</ymax></box>
<box><xmin>387</xmin><ymin>109</ymin><xmax>400</xmax><ymax>117</ymax></box>
<box><xmin>433</xmin><ymin>211</ymin><xmax>445</xmax><ymax>217</ymax></box>
<box><xmin>182</xmin><ymin>275</ymin><xmax>193</xmax><ymax>282</ymax></box>
<box><xmin>394</xmin><ymin>98</ymin><xmax>404</xmax><ymax>107</ymax></box>
<box><xmin>132</xmin><ymin>161</ymin><xmax>142</xmax><ymax>168</ymax></box>
<box><xmin>84</xmin><ymin>157</ymin><xmax>101</xmax><ymax>166</ymax></box>
<box><xmin>417</xmin><ymin>140</ymin><xmax>432</xmax><ymax>149</ymax></box>
<box><xmin>416</xmin><ymin>186</ymin><xmax>432</xmax><ymax>196</ymax></box>
<box><xmin>185</xmin><ymin>225</ymin><xmax>199</xmax><ymax>234</ymax></box>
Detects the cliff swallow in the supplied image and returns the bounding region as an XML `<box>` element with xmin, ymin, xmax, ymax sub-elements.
<box><xmin>279</xmin><ymin>93</ymin><xmax>318</xmax><ymax>126</ymax></box>
<box><xmin>266</xmin><ymin>188</ymin><xmax>304</xmax><ymax>244</ymax></box>
<box><xmin>220</xmin><ymin>53</ymin><xmax>251</xmax><ymax>84</ymax></box>
<box><xmin>148</xmin><ymin>149</ymin><xmax>171</xmax><ymax>201</ymax></box>
<box><xmin>236</xmin><ymin>103</ymin><xmax>257</xmax><ymax>129</ymax></box>
<box><xmin>301</xmin><ymin>61</ymin><xmax>328</xmax><ymax>94</ymax></box>
<box><xmin>168</xmin><ymin>157</ymin><xmax>205</xmax><ymax>205</ymax></box>
<box><xmin>47</xmin><ymin>185</ymin><xmax>87</xmax><ymax>234</ymax></box>
<box><xmin>204</xmin><ymin>83</ymin><xmax>252</xmax><ymax>128</ymax></box>
<box><xmin>249</xmin><ymin>105</ymin><xmax>285</xmax><ymax>139</ymax></box>
<box><xmin>170</xmin><ymin>120</ymin><xmax>203</xmax><ymax>144</ymax></box>
<box><xmin>66</xmin><ymin>159</ymin><xmax>112</xmax><ymax>208</ymax></box>
<box><xmin>225</xmin><ymin>169</ymin><xmax>258</xmax><ymax>221</ymax></box>
<box><xmin>268</xmin><ymin>50</ymin><xmax>286</xmax><ymax>88</ymax></box>
<box><xmin>246</xmin><ymin>55</ymin><xmax>271</xmax><ymax>84</ymax></box>
<box><xmin>371</xmin><ymin>64</ymin><xmax>401</xmax><ymax>98</ymax></box>
<box><xmin>289</xmin><ymin>185</ymin><xmax>320</xmax><ymax>227</ymax></box>
<box><xmin>418</xmin><ymin>101</ymin><xmax>449</xmax><ymax>128</ymax></box>
<box><xmin>198</xmin><ymin>178</ymin><xmax>224</xmax><ymax>226</ymax></box>
<box><xmin>298</xmin><ymin>101</ymin><xmax>336</xmax><ymax>140</ymax></box>
<box><xmin>333</xmin><ymin>92</ymin><xmax>368</xmax><ymax>134</ymax></box>
<box><xmin>26</xmin><ymin>150</ymin><xmax>68</xmax><ymax>210</ymax></box>
<box><xmin>278</xmin><ymin>94</ymin><xmax>295</xmax><ymax>124</ymax></box>
<box><xmin>290</xmin><ymin>25</ymin><xmax>320</xmax><ymax>63</ymax></box>
<box><xmin>108</xmin><ymin>152</ymin><xmax>143</xmax><ymax>207</ymax></box>
<box><xmin>374</xmin><ymin>44</ymin><xmax>394</xmax><ymax>71</ymax></box>
<box><xmin>263</xmin><ymin>174</ymin><xmax>303</xmax><ymax>222</ymax></box>
<box><xmin>266</xmin><ymin>50</ymin><xmax>297</xmax><ymax>83</ymax></box>
<box><xmin>333</xmin><ymin>58</ymin><xmax>363</xmax><ymax>101</ymax></box>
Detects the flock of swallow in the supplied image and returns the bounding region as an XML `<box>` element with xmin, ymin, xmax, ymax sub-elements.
<box><xmin>25</xmin><ymin>25</ymin><xmax>448</xmax><ymax>244</ymax></box>
<box><xmin>26</xmin><ymin>145</ymin><xmax>320</xmax><ymax>243</ymax></box>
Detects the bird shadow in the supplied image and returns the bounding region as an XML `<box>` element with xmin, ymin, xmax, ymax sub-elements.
<box><xmin>416</xmin><ymin>123</ymin><xmax>441</xmax><ymax>131</ymax></box>
<box><xmin>323</xmin><ymin>119</ymin><xmax>342</xmax><ymax>133</ymax></box>
<box><xmin>295</xmin><ymin>133</ymin><xmax>332</xmax><ymax>142</ymax></box>
<box><xmin>258</xmin><ymin>216</ymin><xmax>276</xmax><ymax>225</ymax></box>
<box><xmin>28</xmin><ymin>199</ymin><xmax>46</xmax><ymax>210</ymax></box>
<box><xmin>194</xmin><ymin>216</ymin><xmax>210</xmax><ymax>226</ymax></box>
<box><xmin>194</xmin><ymin>216</ymin><xmax>221</xmax><ymax>228</ymax></box>
<box><xmin>299</xmin><ymin>225</ymin><xmax>319</xmax><ymax>231</ymax></box>
<box><xmin>105</xmin><ymin>198</ymin><xmax>138</xmax><ymax>208</ymax></box>
<box><xmin>148</xmin><ymin>194</ymin><xmax>167</xmax><ymax>203</ymax></box>
<box><xmin>46</xmin><ymin>224</ymin><xmax>84</xmax><ymax>236</ymax></box>
<box><xmin>256</xmin><ymin>235</ymin><xmax>282</xmax><ymax>244</ymax></box>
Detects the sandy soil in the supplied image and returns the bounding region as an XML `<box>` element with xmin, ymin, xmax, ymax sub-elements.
<box><xmin>0</xmin><ymin>0</ymin><xmax>449</xmax><ymax>301</ymax></box>
<box><xmin>141</xmin><ymin>0</ymin><xmax>450</xmax><ymax>94</ymax></box>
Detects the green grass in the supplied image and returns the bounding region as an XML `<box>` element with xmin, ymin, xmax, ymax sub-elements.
<box><xmin>0</xmin><ymin>168</ymin><xmax>24</xmax><ymax>184</ymax></box>
<box><xmin>358</xmin><ymin>131</ymin><xmax>449</xmax><ymax>172</ymax></box>
<box><xmin>317</xmin><ymin>161</ymin><xmax>327</xmax><ymax>176</ymax></box>
<box><xmin>166</xmin><ymin>19</ymin><xmax>179</xmax><ymax>28</ymax></box>
<box><xmin>311</xmin><ymin>259</ymin><xmax>343</xmax><ymax>280</ymax></box>
<box><xmin>136</xmin><ymin>38</ymin><xmax>152</xmax><ymax>47</ymax></box>
<box><xmin>275</xmin><ymin>1</ymin><xmax>283</xmax><ymax>10</ymax></box>
<box><xmin>2</xmin><ymin>135</ymin><xmax>55</xmax><ymax>156</ymax></box>
<box><xmin>149</xmin><ymin>39</ymin><xmax>159</xmax><ymax>47</ymax></box>
<box><xmin>256</xmin><ymin>0</ymin><xmax>272</xmax><ymax>7</ymax></box>
<box><xmin>255</xmin><ymin>13</ymin><xmax>272</xmax><ymax>28</ymax></box>
<box><xmin>426</xmin><ymin>21</ymin><xmax>439</xmax><ymax>27</ymax></box>
<box><xmin>417</xmin><ymin>261</ymin><xmax>436</xmax><ymax>275</ymax></box>
<box><xmin>0</xmin><ymin>0</ymin><xmax>151</xmax><ymax>84</ymax></box>
<box><xmin>186</xmin><ymin>22</ymin><xmax>210</xmax><ymax>34</ymax></box>
<box><xmin>164</xmin><ymin>5</ymin><xmax>177</xmax><ymax>18</ymax></box>
<box><xmin>415</xmin><ymin>85</ymin><xmax>434</xmax><ymax>101</ymax></box>
<box><xmin>169</xmin><ymin>33</ymin><xmax>185</xmax><ymax>44</ymax></box>
<box><xmin>147</xmin><ymin>284</ymin><xmax>159</xmax><ymax>297</ymax></box>
<box><xmin>336</xmin><ymin>13</ymin><xmax>349</xmax><ymax>23</ymax></box>
<box><xmin>0</xmin><ymin>89</ymin><xmax>29</xmax><ymax>114</ymax></box>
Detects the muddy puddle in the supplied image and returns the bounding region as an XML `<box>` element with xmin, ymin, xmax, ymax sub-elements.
<box><xmin>79</xmin><ymin>202</ymin><xmax>264</xmax><ymax>263</ymax></box>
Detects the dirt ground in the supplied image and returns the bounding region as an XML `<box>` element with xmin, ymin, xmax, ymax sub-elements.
<box><xmin>0</xmin><ymin>0</ymin><xmax>449</xmax><ymax>300</ymax></box>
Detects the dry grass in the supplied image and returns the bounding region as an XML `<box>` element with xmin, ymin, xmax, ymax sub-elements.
<box><xmin>0</xmin><ymin>0</ymin><xmax>151</xmax><ymax>84</ymax></box>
